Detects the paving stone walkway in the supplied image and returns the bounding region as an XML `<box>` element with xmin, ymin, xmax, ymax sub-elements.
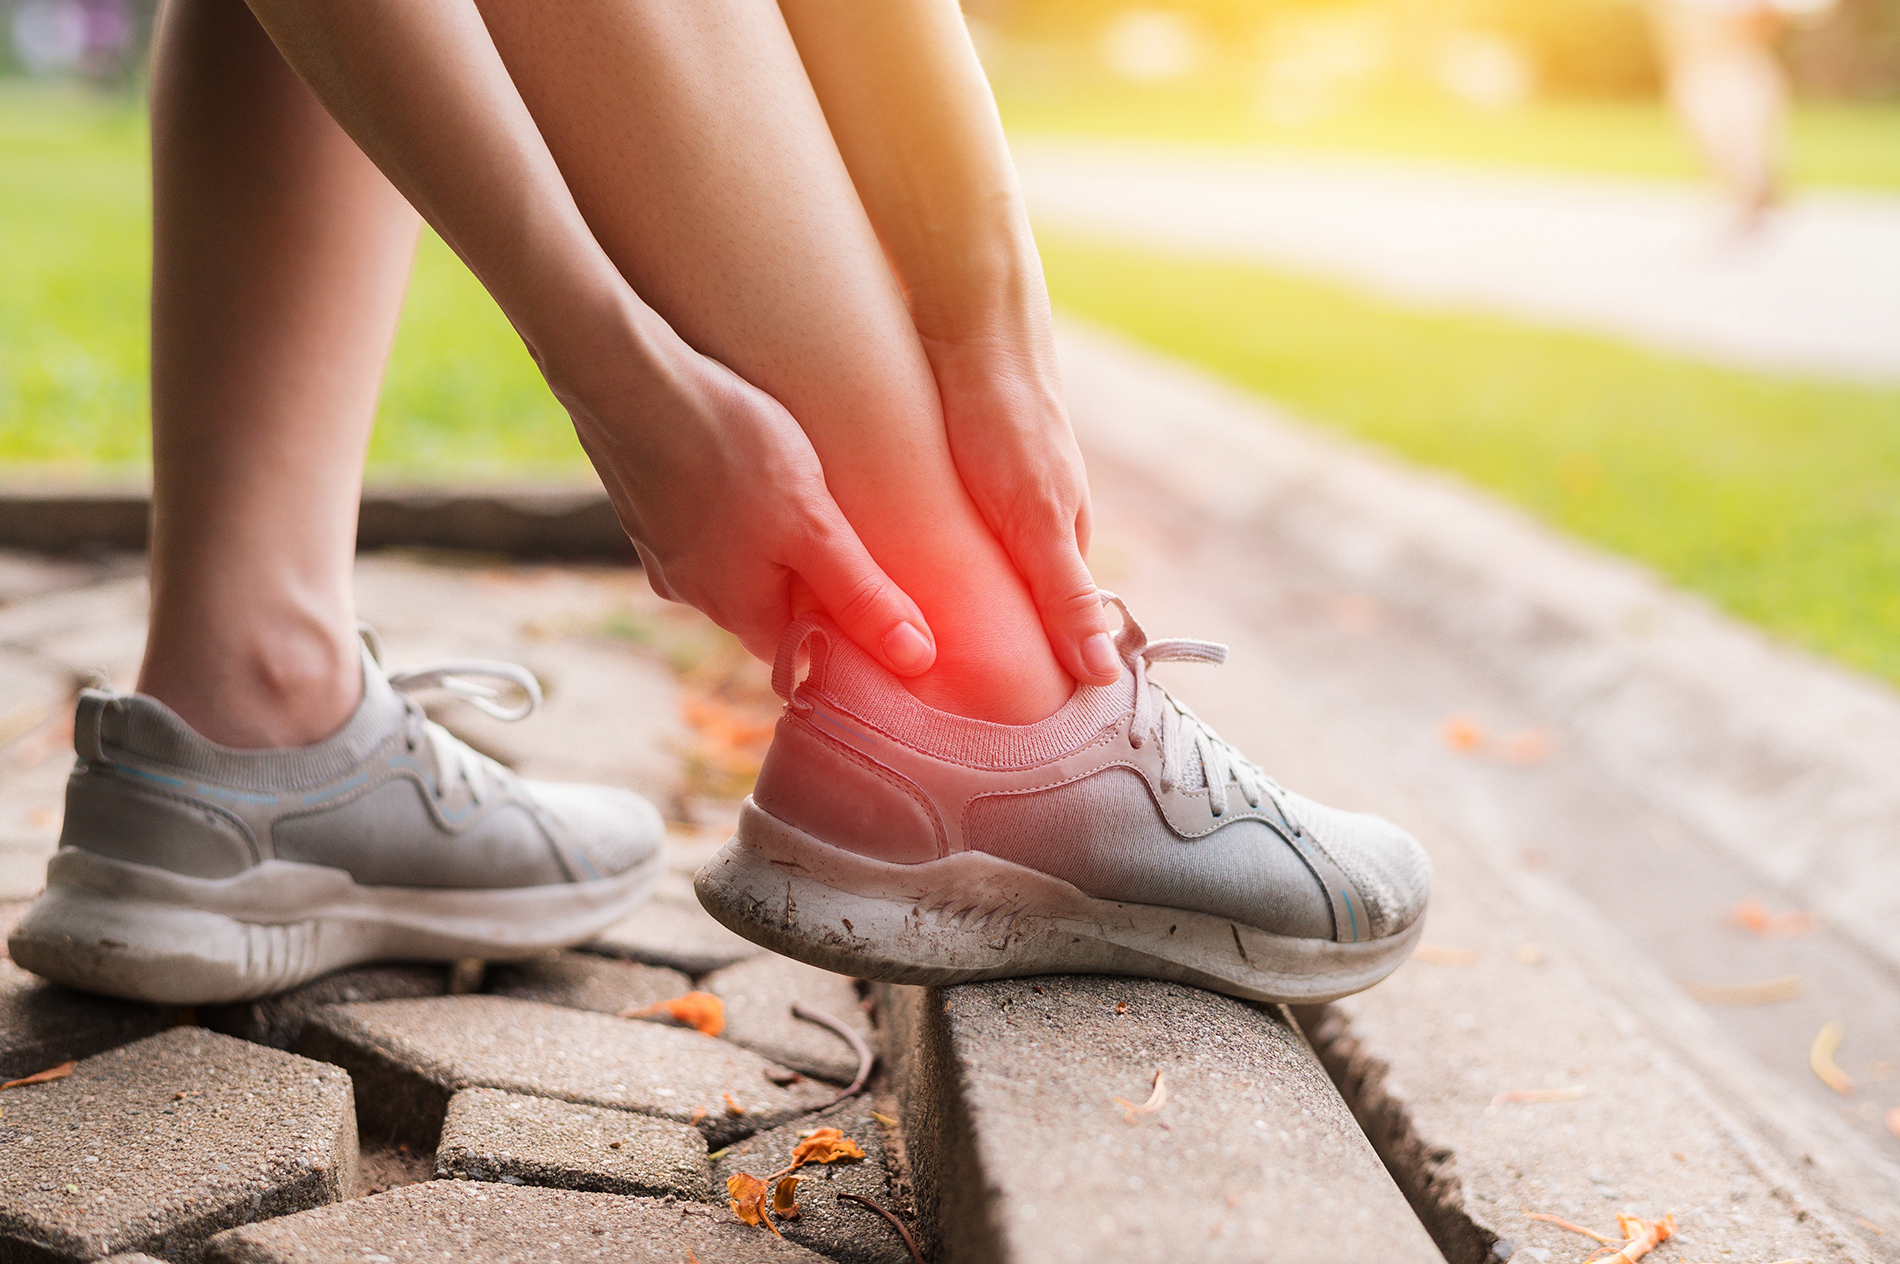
<box><xmin>0</xmin><ymin>551</ymin><xmax>1428</xmax><ymax>1263</ymax></box>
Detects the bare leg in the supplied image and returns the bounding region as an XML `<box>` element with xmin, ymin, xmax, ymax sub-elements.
<box><xmin>138</xmin><ymin>0</ymin><xmax>418</xmax><ymax>747</ymax></box>
<box><xmin>472</xmin><ymin>0</ymin><xmax>1071</xmax><ymax>723</ymax></box>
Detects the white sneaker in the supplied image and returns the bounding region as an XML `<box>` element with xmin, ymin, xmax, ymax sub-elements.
<box><xmin>10</xmin><ymin>638</ymin><xmax>664</xmax><ymax>1004</ymax></box>
<box><xmin>696</xmin><ymin>597</ymin><xmax>1428</xmax><ymax>1004</ymax></box>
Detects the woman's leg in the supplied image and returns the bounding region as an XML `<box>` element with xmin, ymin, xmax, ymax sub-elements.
<box><xmin>471</xmin><ymin>0</ymin><xmax>1072</xmax><ymax>725</ymax></box>
<box><xmin>138</xmin><ymin>0</ymin><xmax>419</xmax><ymax>747</ymax></box>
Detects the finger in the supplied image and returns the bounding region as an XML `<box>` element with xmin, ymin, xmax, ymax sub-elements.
<box><xmin>1018</xmin><ymin>534</ymin><xmax>1117</xmax><ymax>686</ymax></box>
<box><xmin>792</xmin><ymin>514</ymin><xmax>938</xmax><ymax>678</ymax></box>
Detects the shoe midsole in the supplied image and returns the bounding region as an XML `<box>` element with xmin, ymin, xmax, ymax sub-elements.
<box><xmin>33</xmin><ymin>845</ymin><xmax>657</xmax><ymax>941</ymax></box>
<box><xmin>696</xmin><ymin>798</ymin><xmax>1420</xmax><ymax>1003</ymax></box>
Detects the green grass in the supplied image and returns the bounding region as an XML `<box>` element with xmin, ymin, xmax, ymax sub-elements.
<box><xmin>0</xmin><ymin>81</ymin><xmax>586</xmax><ymax>482</ymax></box>
<box><xmin>1038</xmin><ymin>231</ymin><xmax>1900</xmax><ymax>684</ymax></box>
<box><xmin>996</xmin><ymin>77</ymin><xmax>1900</xmax><ymax>190</ymax></box>
<box><xmin>8</xmin><ymin>80</ymin><xmax>1900</xmax><ymax>685</ymax></box>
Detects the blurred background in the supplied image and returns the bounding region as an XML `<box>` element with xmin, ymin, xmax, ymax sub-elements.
<box><xmin>1</xmin><ymin>0</ymin><xmax>1897</xmax><ymax>688</ymax></box>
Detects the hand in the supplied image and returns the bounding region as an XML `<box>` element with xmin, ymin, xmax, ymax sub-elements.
<box><xmin>930</xmin><ymin>339</ymin><xmax>1119</xmax><ymax>687</ymax></box>
<box><xmin>561</xmin><ymin>343</ymin><xmax>938</xmax><ymax>677</ymax></box>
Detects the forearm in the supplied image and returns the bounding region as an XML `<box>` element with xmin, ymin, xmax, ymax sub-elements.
<box><xmin>778</xmin><ymin>0</ymin><xmax>1053</xmax><ymax>361</ymax></box>
<box><xmin>240</xmin><ymin>0</ymin><xmax>681</xmax><ymax>400</ymax></box>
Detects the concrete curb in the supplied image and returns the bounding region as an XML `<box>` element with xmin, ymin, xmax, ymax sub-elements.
<box><xmin>0</xmin><ymin>486</ymin><xmax>633</xmax><ymax>560</ymax></box>
<box><xmin>877</xmin><ymin>979</ymin><xmax>1446</xmax><ymax>1264</ymax></box>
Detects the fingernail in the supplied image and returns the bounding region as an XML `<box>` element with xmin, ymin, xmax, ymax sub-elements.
<box><xmin>1081</xmin><ymin>632</ymin><xmax>1119</xmax><ymax>680</ymax></box>
<box><xmin>881</xmin><ymin>622</ymin><xmax>934</xmax><ymax>675</ymax></box>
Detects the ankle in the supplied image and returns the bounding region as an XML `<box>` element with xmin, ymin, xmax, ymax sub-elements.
<box><xmin>137</xmin><ymin>625</ymin><xmax>364</xmax><ymax>750</ymax></box>
<box><xmin>900</xmin><ymin>639</ymin><xmax>1072</xmax><ymax>726</ymax></box>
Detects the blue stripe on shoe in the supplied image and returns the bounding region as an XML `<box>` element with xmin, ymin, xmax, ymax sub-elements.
<box><xmin>811</xmin><ymin>708</ymin><xmax>879</xmax><ymax>748</ymax></box>
<box><xmin>1341</xmin><ymin>887</ymin><xmax>1360</xmax><ymax>942</ymax></box>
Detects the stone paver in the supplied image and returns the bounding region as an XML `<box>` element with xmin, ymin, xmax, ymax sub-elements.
<box><xmin>298</xmin><ymin>995</ymin><xmax>835</xmax><ymax>1149</ymax></box>
<box><xmin>201</xmin><ymin>965</ymin><xmax>450</xmax><ymax>1051</ymax></box>
<box><xmin>485</xmin><ymin>951</ymin><xmax>691</xmax><ymax>1016</ymax></box>
<box><xmin>0</xmin><ymin>1027</ymin><xmax>356</xmax><ymax>1264</ymax></box>
<box><xmin>0</xmin><ymin>956</ymin><xmax>172</xmax><ymax>1079</ymax></box>
<box><xmin>712</xmin><ymin>1098</ymin><xmax>911</xmax><ymax>1264</ymax></box>
<box><xmin>704</xmin><ymin>954</ymin><xmax>875</xmax><ymax>1086</ymax></box>
<box><xmin>882</xmin><ymin>977</ymin><xmax>1442</xmax><ymax>1264</ymax></box>
<box><xmin>201</xmin><ymin>1181</ymin><xmax>833</xmax><ymax>1264</ymax></box>
<box><xmin>587</xmin><ymin>867</ymin><xmax>764</xmax><ymax>976</ymax></box>
<box><xmin>435</xmin><ymin>1086</ymin><xmax>708</xmax><ymax>1198</ymax></box>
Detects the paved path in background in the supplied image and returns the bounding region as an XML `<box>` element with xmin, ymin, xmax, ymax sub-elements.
<box><xmin>1015</xmin><ymin>138</ymin><xmax>1900</xmax><ymax>382</ymax></box>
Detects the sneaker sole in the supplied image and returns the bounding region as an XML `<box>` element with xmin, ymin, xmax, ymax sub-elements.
<box><xmin>695</xmin><ymin>798</ymin><xmax>1422</xmax><ymax>1005</ymax></box>
<box><xmin>8</xmin><ymin>845</ymin><xmax>664</xmax><ymax>1005</ymax></box>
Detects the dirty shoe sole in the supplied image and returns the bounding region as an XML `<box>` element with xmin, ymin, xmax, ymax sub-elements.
<box><xmin>695</xmin><ymin>799</ymin><xmax>1422</xmax><ymax>1004</ymax></box>
<box><xmin>9</xmin><ymin>846</ymin><xmax>664</xmax><ymax>1005</ymax></box>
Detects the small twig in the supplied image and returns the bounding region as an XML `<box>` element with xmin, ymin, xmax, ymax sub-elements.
<box><xmin>837</xmin><ymin>1193</ymin><xmax>924</xmax><ymax>1264</ymax></box>
<box><xmin>792</xmin><ymin>1003</ymin><xmax>873</xmax><ymax>1107</ymax></box>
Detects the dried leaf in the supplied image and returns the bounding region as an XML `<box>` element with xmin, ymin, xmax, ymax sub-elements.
<box><xmin>1680</xmin><ymin>976</ymin><xmax>1803</xmax><ymax>1006</ymax></box>
<box><xmin>1488</xmin><ymin>1085</ymin><xmax>1586</xmax><ymax>1111</ymax></box>
<box><xmin>619</xmin><ymin>991</ymin><xmax>725</xmax><ymax>1037</ymax></box>
<box><xmin>1</xmin><ymin>1061</ymin><xmax>74</xmax><ymax>1090</ymax></box>
<box><xmin>1112</xmin><ymin>1069</ymin><xmax>1169</xmax><ymax>1125</ymax></box>
<box><xmin>1811</xmin><ymin>1021</ymin><xmax>1853</xmax><ymax>1095</ymax></box>
<box><xmin>790</xmin><ymin>1127</ymin><xmax>866</xmax><ymax>1165</ymax></box>
<box><xmin>870</xmin><ymin>1110</ymin><xmax>898</xmax><ymax>1126</ymax></box>
<box><xmin>1413</xmin><ymin>944</ymin><xmax>1479</xmax><ymax>966</ymax></box>
<box><xmin>773</xmin><ymin>1176</ymin><xmax>802</xmax><ymax>1220</ymax></box>
<box><xmin>727</xmin><ymin>1173</ymin><xmax>780</xmax><ymax>1236</ymax></box>
<box><xmin>1729</xmin><ymin>897</ymin><xmax>1810</xmax><ymax>938</ymax></box>
<box><xmin>1440</xmin><ymin>714</ymin><xmax>1485</xmax><ymax>753</ymax></box>
<box><xmin>724</xmin><ymin>1092</ymin><xmax>746</xmax><ymax>1116</ymax></box>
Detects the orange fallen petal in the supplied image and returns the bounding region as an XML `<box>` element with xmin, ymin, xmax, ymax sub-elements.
<box><xmin>1111</xmin><ymin>1069</ymin><xmax>1169</xmax><ymax>1125</ymax></box>
<box><xmin>773</xmin><ymin>1175</ymin><xmax>802</xmax><ymax>1220</ymax></box>
<box><xmin>1586</xmin><ymin>1213</ymin><xmax>1674</xmax><ymax>1262</ymax></box>
<box><xmin>1810</xmin><ymin>1021</ymin><xmax>1853</xmax><ymax>1095</ymax></box>
<box><xmin>1500</xmin><ymin>729</ymin><xmax>1552</xmax><ymax>765</ymax></box>
<box><xmin>790</xmin><ymin>1127</ymin><xmax>866</xmax><ymax>1165</ymax></box>
<box><xmin>1729</xmin><ymin>897</ymin><xmax>1810</xmax><ymax>938</ymax></box>
<box><xmin>724</xmin><ymin>1092</ymin><xmax>746</xmax><ymax>1116</ymax></box>
<box><xmin>619</xmin><ymin>991</ymin><xmax>725</xmax><ymax>1037</ymax></box>
<box><xmin>1</xmin><ymin>1061</ymin><xmax>74</xmax><ymax>1090</ymax></box>
<box><xmin>1441</xmin><ymin>715</ymin><xmax>1485</xmax><ymax>753</ymax></box>
<box><xmin>727</xmin><ymin>1172</ymin><xmax>780</xmax><ymax>1236</ymax></box>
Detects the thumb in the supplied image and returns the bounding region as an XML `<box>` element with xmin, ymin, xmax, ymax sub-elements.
<box><xmin>792</xmin><ymin>513</ymin><xmax>938</xmax><ymax>678</ymax></box>
<box><xmin>1019</xmin><ymin>534</ymin><xmax>1118</xmax><ymax>686</ymax></box>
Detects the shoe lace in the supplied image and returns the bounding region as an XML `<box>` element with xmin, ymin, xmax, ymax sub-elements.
<box><xmin>385</xmin><ymin>659</ymin><xmax>542</xmax><ymax>807</ymax></box>
<box><xmin>1109</xmin><ymin>593</ymin><xmax>1291</xmax><ymax>825</ymax></box>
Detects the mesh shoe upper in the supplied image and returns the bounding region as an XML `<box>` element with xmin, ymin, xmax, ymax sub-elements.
<box><xmin>59</xmin><ymin>642</ymin><xmax>661</xmax><ymax>891</ymax></box>
<box><xmin>754</xmin><ymin>597</ymin><xmax>1430</xmax><ymax>944</ymax></box>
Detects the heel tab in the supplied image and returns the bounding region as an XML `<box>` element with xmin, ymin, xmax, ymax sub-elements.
<box><xmin>73</xmin><ymin>687</ymin><xmax>125</xmax><ymax>767</ymax></box>
<box><xmin>771</xmin><ymin>617</ymin><xmax>839</xmax><ymax>704</ymax></box>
